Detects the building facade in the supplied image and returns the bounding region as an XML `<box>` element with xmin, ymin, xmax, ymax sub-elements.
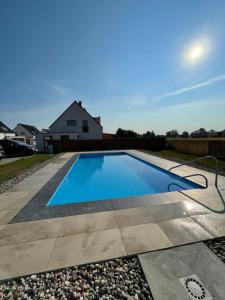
<box><xmin>36</xmin><ymin>101</ymin><xmax>103</xmax><ymax>152</ymax></box>
<box><xmin>14</xmin><ymin>124</ymin><xmax>40</xmax><ymax>146</ymax></box>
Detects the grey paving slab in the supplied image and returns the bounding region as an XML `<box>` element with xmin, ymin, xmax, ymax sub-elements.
<box><xmin>48</xmin><ymin>228</ymin><xmax>126</xmax><ymax>270</ymax></box>
<box><xmin>192</xmin><ymin>213</ymin><xmax>225</xmax><ymax>237</ymax></box>
<box><xmin>120</xmin><ymin>222</ymin><xmax>173</xmax><ymax>255</ymax></box>
<box><xmin>139</xmin><ymin>242</ymin><xmax>225</xmax><ymax>300</ymax></box>
<box><xmin>159</xmin><ymin>217</ymin><xmax>213</xmax><ymax>246</ymax></box>
<box><xmin>59</xmin><ymin>211</ymin><xmax>117</xmax><ymax>236</ymax></box>
<box><xmin>0</xmin><ymin>218</ymin><xmax>61</xmax><ymax>245</ymax></box>
<box><xmin>114</xmin><ymin>207</ymin><xmax>154</xmax><ymax>227</ymax></box>
<box><xmin>0</xmin><ymin>238</ymin><xmax>56</xmax><ymax>280</ymax></box>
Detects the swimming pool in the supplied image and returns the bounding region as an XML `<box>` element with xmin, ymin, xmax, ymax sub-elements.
<box><xmin>48</xmin><ymin>152</ymin><xmax>202</xmax><ymax>206</ymax></box>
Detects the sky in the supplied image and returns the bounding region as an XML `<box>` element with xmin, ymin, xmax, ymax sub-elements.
<box><xmin>1</xmin><ymin>0</ymin><xmax>225</xmax><ymax>134</ymax></box>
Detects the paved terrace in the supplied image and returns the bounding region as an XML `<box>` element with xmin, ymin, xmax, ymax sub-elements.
<box><xmin>0</xmin><ymin>150</ymin><xmax>225</xmax><ymax>280</ymax></box>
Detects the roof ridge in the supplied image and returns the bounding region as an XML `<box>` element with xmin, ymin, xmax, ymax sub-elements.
<box><xmin>49</xmin><ymin>100</ymin><xmax>102</xmax><ymax>128</ymax></box>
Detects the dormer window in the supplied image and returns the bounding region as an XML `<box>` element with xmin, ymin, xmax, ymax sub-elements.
<box><xmin>67</xmin><ymin>120</ymin><xmax>76</xmax><ymax>126</ymax></box>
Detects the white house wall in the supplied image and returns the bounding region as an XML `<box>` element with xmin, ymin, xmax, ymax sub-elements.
<box><xmin>14</xmin><ymin>124</ymin><xmax>34</xmax><ymax>138</ymax></box>
<box><xmin>0</xmin><ymin>133</ymin><xmax>15</xmax><ymax>140</ymax></box>
<box><xmin>49</xmin><ymin>102</ymin><xmax>102</xmax><ymax>140</ymax></box>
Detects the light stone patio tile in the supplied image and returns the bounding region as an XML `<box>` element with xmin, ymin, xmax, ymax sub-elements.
<box><xmin>0</xmin><ymin>218</ymin><xmax>61</xmax><ymax>245</ymax></box>
<box><xmin>0</xmin><ymin>225</ymin><xmax>5</xmax><ymax>233</ymax></box>
<box><xmin>114</xmin><ymin>207</ymin><xmax>154</xmax><ymax>227</ymax></box>
<box><xmin>33</xmin><ymin>164</ymin><xmax>63</xmax><ymax>175</ymax></box>
<box><xmin>192</xmin><ymin>213</ymin><xmax>225</xmax><ymax>237</ymax></box>
<box><xmin>59</xmin><ymin>211</ymin><xmax>117</xmax><ymax>236</ymax></box>
<box><xmin>146</xmin><ymin>201</ymin><xmax>210</xmax><ymax>222</ymax></box>
<box><xmin>0</xmin><ymin>210</ymin><xmax>19</xmax><ymax>225</ymax></box>
<box><xmin>138</xmin><ymin>193</ymin><xmax>184</xmax><ymax>205</ymax></box>
<box><xmin>59</xmin><ymin>152</ymin><xmax>75</xmax><ymax>159</ymax></box>
<box><xmin>146</xmin><ymin>202</ymin><xmax>189</xmax><ymax>222</ymax></box>
<box><xmin>158</xmin><ymin>191</ymin><xmax>192</xmax><ymax>204</ymax></box>
<box><xmin>182</xmin><ymin>187</ymin><xmax>221</xmax><ymax>199</ymax></box>
<box><xmin>0</xmin><ymin>191</ymin><xmax>33</xmax><ymax>210</ymax></box>
<box><xmin>180</xmin><ymin>189</ymin><xmax>225</xmax><ymax>212</ymax></box>
<box><xmin>48</xmin><ymin>228</ymin><xmax>126</xmax><ymax>270</ymax></box>
<box><xmin>159</xmin><ymin>217</ymin><xmax>213</xmax><ymax>246</ymax></box>
<box><xmin>11</xmin><ymin>181</ymin><xmax>47</xmax><ymax>192</ymax></box>
<box><xmin>0</xmin><ymin>238</ymin><xmax>56</xmax><ymax>280</ymax></box>
<box><xmin>120</xmin><ymin>223</ymin><xmax>173</xmax><ymax>255</ymax></box>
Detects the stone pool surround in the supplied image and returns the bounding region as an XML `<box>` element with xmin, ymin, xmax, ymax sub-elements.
<box><xmin>11</xmin><ymin>150</ymin><xmax>207</xmax><ymax>223</ymax></box>
<box><xmin>0</xmin><ymin>150</ymin><xmax>225</xmax><ymax>280</ymax></box>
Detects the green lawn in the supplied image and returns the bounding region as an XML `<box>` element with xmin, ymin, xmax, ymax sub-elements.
<box><xmin>0</xmin><ymin>154</ymin><xmax>53</xmax><ymax>185</ymax></box>
<box><xmin>139</xmin><ymin>149</ymin><xmax>225</xmax><ymax>171</ymax></box>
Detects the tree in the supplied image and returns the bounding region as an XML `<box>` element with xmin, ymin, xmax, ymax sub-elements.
<box><xmin>115</xmin><ymin>128</ymin><xmax>138</xmax><ymax>138</ymax></box>
<box><xmin>221</xmin><ymin>130</ymin><xmax>225</xmax><ymax>137</ymax></box>
<box><xmin>208</xmin><ymin>129</ymin><xmax>218</xmax><ymax>137</ymax></box>
<box><xmin>126</xmin><ymin>130</ymin><xmax>138</xmax><ymax>138</ymax></box>
<box><xmin>181</xmin><ymin>131</ymin><xmax>189</xmax><ymax>138</ymax></box>
<box><xmin>143</xmin><ymin>130</ymin><xmax>155</xmax><ymax>138</ymax></box>
<box><xmin>191</xmin><ymin>128</ymin><xmax>208</xmax><ymax>138</ymax></box>
<box><xmin>166</xmin><ymin>129</ymin><xmax>179</xmax><ymax>137</ymax></box>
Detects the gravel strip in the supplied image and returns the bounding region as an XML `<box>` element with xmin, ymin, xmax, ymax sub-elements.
<box><xmin>205</xmin><ymin>237</ymin><xmax>225</xmax><ymax>264</ymax></box>
<box><xmin>0</xmin><ymin>154</ymin><xmax>61</xmax><ymax>194</ymax></box>
<box><xmin>0</xmin><ymin>257</ymin><xmax>153</xmax><ymax>300</ymax></box>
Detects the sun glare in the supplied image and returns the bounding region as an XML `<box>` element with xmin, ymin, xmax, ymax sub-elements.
<box><xmin>190</xmin><ymin>45</ymin><xmax>203</xmax><ymax>59</ymax></box>
<box><xmin>182</xmin><ymin>39</ymin><xmax>209</xmax><ymax>66</ymax></box>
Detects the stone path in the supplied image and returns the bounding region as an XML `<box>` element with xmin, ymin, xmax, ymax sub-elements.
<box><xmin>0</xmin><ymin>157</ymin><xmax>22</xmax><ymax>166</ymax></box>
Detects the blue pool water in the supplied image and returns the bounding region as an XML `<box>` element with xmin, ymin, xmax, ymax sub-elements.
<box><xmin>48</xmin><ymin>152</ymin><xmax>202</xmax><ymax>206</ymax></box>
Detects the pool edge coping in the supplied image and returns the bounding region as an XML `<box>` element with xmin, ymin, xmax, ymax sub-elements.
<box><xmin>10</xmin><ymin>150</ymin><xmax>207</xmax><ymax>223</ymax></box>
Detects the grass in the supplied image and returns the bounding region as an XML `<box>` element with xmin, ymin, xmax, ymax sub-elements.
<box><xmin>139</xmin><ymin>149</ymin><xmax>225</xmax><ymax>171</ymax></box>
<box><xmin>0</xmin><ymin>154</ymin><xmax>53</xmax><ymax>185</ymax></box>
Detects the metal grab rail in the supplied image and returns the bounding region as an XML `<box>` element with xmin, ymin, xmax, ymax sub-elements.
<box><xmin>182</xmin><ymin>174</ymin><xmax>208</xmax><ymax>188</ymax></box>
<box><xmin>168</xmin><ymin>173</ymin><xmax>208</xmax><ymax>189</ymax></box>
<box><xmin>168</xmin><ymin>155</ymin><xmax>219</xmax><ymax>187</ymax></box>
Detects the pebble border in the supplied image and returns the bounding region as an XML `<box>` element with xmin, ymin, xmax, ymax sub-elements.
<box><xmin>0</xmin><ymin>257</ymin><xmax>153</xmax><ymax>300</ymax></box>
<box><xmin>205</xmin><ymin>237</ymin><xmax>225</xmax><ymax>264</ymax></box>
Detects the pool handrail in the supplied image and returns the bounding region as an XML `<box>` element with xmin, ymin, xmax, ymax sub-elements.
<box><xmin>168</xmin><ymin>155</ymin><xmax>219</xmax><ymax>188</ymax></box>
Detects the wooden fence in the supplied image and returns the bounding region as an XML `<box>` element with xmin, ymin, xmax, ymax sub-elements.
<box><xmin>167</xmin><ymin>138</ymin><xmax>225</xmax><ymax>158</ymax></box>
<box><xmin>48</xmin><ymin>137</ymin><xmax>166</xmax><ymax>153</ymax></box>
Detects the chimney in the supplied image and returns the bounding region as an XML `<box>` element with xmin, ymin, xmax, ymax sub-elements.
<box><xmin>78</xmin><ymin>101</ymin><xmax>82</xmax><ymax>107</ymax></box>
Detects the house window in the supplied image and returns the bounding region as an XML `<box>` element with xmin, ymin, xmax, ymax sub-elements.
<box><xmin>67</xmin><ymin>120</ymin><xmax>76</xmax><ymax>126</ymax></box>
<box><xmin>82</xmin><ymin>120</ymin><xmax>89</xmax><ymax>132</ymax></box>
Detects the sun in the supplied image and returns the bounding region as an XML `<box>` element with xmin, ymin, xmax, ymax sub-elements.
<box><xmin>189</xmin><ymin>45</ymin><xmax>203</xmax><ymax>60</ymax></box>
<box><xmin>182</xmin><ymin>38</ymin><xmax>210</xmax><ymax>67</ymax></box>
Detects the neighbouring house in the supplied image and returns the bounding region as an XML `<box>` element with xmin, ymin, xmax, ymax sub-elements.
<box><xmin>0</xmin><ymin>121</ymin><xmax>15</xmax><ymax>140</ymax></box>
<box><xmin>36</xmin><ymin>100</ymin><xmax>103</xmax><ymax>152</ymax></box>
<box><xmin>14</xmin><ymin>123</ymin><xmax>40</xmax><ymax>146</ymax></box>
